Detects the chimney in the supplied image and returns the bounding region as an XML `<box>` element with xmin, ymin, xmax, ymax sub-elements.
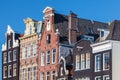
<box><xmin>68</xmin><ymin>11</ymin><xmax>77</xmax><ymax>44</ymax></box>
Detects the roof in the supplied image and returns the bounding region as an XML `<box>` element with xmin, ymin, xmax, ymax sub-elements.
<box><xmin>54</xmin><ymin>13</ymin><xmax>108</xmax><ymax>44</ymax></box>
<box><xmin>106</xmin><ymin>20</ymin><xmax>120</xmax><ymax>41</ymax></box>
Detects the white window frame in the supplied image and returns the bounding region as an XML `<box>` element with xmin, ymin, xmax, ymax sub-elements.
<box><xmin>27</xmin><ymin>45</ymin><xmax>31</xmax><ymax>58</ymax></box>
<box><xmin>40</xmin><ymin>72</ymin><xmax>44</xmax><ymax>80</ymax></box>
<box><xmin>3</xmin><ymin>66</ymin><xmax>7</xmax><ymax>78</ymax></box>
<box><xmin>95</xmin><ymin>54</ymin><xmax>101</xmax><ymax>72</ymax></box>
<box><xmin>28</xmin><ymin>67</ymin><xmax>31</xmax><ymax>80</ymax></box>
<box><xmin>13</xmin><ymin>64</ymin><xmax>16</xmax><ymax>76</ymax></box>
<box><xmin>33</xmin><ymin>66</ymin><xmax>37</xmax><ymax>80</ymax></box>
<box><xmin>8</xmin><ymin>39</ymin><xmax>11</xmax><ymax>49</ymax></box>
<box><xmin>8</xmin><ymin>65</ymin><xmax>12</xmax><ymax>77</ymax></box>
<box><xmin>3</xmin><ymin>52</ymin><xmax>7</xmax><ymax>63</ymax></box>
<box><xmin>86</xmin><ymin>53</ymin><xmax>90</xmax><ymax>69</ymax></box>
<box><xmin>51</xmin><ymin>71</ymin><xmax>56</xmax><ymax>80</ymax></box>
<box><xmin>76</xmin><ymin>55</ymin><xmax>80</xmax><ymax>70</ymax></box>
<box><xmin>22</xmin><ymin>68</ymin><xmax>25</xmax><ymax>80</ymax></box>
<box><xmin>13</xmin><ymin>50</ymin><xmax>16</xmax><ymax>61</ymax></box>
<box><xmin>95</xmin><ymin>76</ymin><xmax>101</xmax><ymax>80</ymax></box>
<box><xmin>8</xmin><ymin>51</ymin><xmax>12</xmax><ymax>62</ymax></box>
<box><xmin>81</xmin><ymin>54</ymin><xmax>85</xmax><ymax>70</ymax></box>
<box><xmin>33</xmin><ymin>44</ymin><xmax>37</xmax><ymax>56</ymax></box>
<box><xmin>41</xmin><ymin>52</ymin><xmax>45</xmax><ymax>66</ymax></box>
<box><xmin>46</xmin><ymin>50</ymin><xmax>50</xmax><ymax>65</ymax></box>
<box><xmin>103</xmin><ymin>75</ymin><xmax>110</xmax><ymax>80</ymax></box>
<box><xmin>52</xmin><ymin>48</ymin><xmax>56</xmax><ymax>64</ymax></box>
<box><xmin>46</xmin><ymin>72</ymin><xmax>50</xmax><ymax>80</ymax></box>
<box><xmin>103</xmin><ymin>52</ymin><xmax>110</xmax><ymax>71</ymax></box>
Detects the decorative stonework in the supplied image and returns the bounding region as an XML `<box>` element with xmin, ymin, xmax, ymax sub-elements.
<box><xmin>2</xmin><ymin>25</ymin><xmax>19</xmax><ymax>51</ymax></box>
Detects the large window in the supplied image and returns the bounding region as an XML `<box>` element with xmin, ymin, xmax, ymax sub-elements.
<box><xmin>86</xmin><ymin>53</ymin><xmax>90</xmax><ymax>69</ymax></box>
<box><xmin>46</xmin><ymin>34</ymin><xmax>51</xmax><ymax>44</ymax></box>
<box><xmin>52</xmin><ymin>71</ymin><xmax>56</xmax><ymax>80</ymax></box>
<box><xmin>33</xmin><ymin>44</ymin><xmax>37</xmax><ymax>56</ymax></box>
<box><xmin>81</xmin><ymin>54</ymin><xmax>85</xmax><ymax>70</ymax></box>
<box><xmin>27</xmin><ymin>45</ymin><xmax>31</xmax><ymax>58</ymax></box>
<box><xmin>103</xmin><ymin>53</ymin><xmax>110</xmax><ymax>70</ymax></box>
<box><xmin>41</xmin><ymin>52</ymin><xmax>45</xmax><ymax>66</ymax></box>
<box><xmin>33</xmin><ymin>66</ymin><xmax>37</xmax><ymax>80</ymax></box>
<box><xmin>46</xmin><ymin>72</ymin><xmax>50</xmax><ymax>80</ymax></box>
<box><xmin>103</xmin><ymin>75</ymin><xmax>110</xmax><ymax>80</ymax></box>
<box><xmin>52</xmin><ymin>49</ymin><xmax>56</xmax><ymax>64</ymax></box>
<box><xmin>76</xmin><ymin>55</ymin><xmax>80</xmax><ymax>70</ymax></box>
<box><xmin>22</xmin><ymin>68</ymin><xmax>25</xmax><ymax>80</ymax></box>
<box><xmin>3</xmin><ymin>66</ymin><xmax>7</xmax><ymax>78</ymax></box>
<box><xmin>13</xmin><ymin>50</ymin><xmax>16</xmax><ymax>61</ymax></box>
<box><xmin>40</xmin><ymin>72</ymin><xmax>44</xmax><ymax>80</ymax></box>
<box><xmin>13</xmin><ymin>64</ymin><xmax>16</xmax><ymax>76</ymax></box>
<box><xmin>3</xmin><ymin>52</ymin><xmax>7</xmax><ymax>63</ymax></box>
<box><xmin>8</xmin><ymin>65</ymin><xmax>12</xmax><ymax>77</ymax></box>
<box><xmin>22</xmin><ymin>47</ymin><xmax>26</xmax><ymax>59</ymax></box>
<box><xmin>95</xmin><ymin>76</ymin><xmax>101</xmax><ymax>80</ymax></box>
<box><xmin>28</xmin><ymin>68</ymin><xmax>31</xmax><ymax>80</ymax></box>
<box><xmin>95</xmin><ymin>54</ymin><xmax>101</xmax><ymax>72</ymax></box>
<box><xmin>8</xmin><ymin>51</ymin><xmax>12</xmax><ymax>62</ymax></box>
<box><xmin>46</xmin><ymin>50</ymin><xmax>50</xmax><ymax>65</ymax></box>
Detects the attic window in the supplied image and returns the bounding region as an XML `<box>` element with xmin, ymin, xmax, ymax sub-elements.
<box><xmin>101</xmin><ymin>31</ymin><xmax>104</xmax><ymax>37</ymax></box>
<box><xmin>46</xmin><ymin>34</ymin><xmax>51</xmax><ymax>44</ymax></box>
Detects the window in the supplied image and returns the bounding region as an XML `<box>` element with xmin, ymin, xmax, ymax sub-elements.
<box><xmin>47</xmin><ymin>20</ymin><xmax>51</xmax><ymax>31</ymax></box>
<box><xmin>13</xmin><ymin>50</ymin><xmax>16</xmax><ymax>61</ymax></box>
<box><xmin>22</xmin><ymin>68</ymin><xmax>25</xmax><ymax>80</ymax></box>
<box><xmin>22</xmin><ymin>47</ymin><xmax>26</xmax><ymax>59</ymax></box>
<box><xmin>3</xmin><ymin>52</ymin><xmax>7</xmax><ymax>63</ymax></box>
<box><xmin>41</xmin><ymin>52</ymin><xmax>45</xmax><ymax>66</ymax></box>
<box><xmin>95</xmin><ymin>76</ymin><xmax>101</xmax><ymax>80</ymax></box>
<box><xmin>46</xmin><ymin>72</ymin><xmax>50</xmax><ymax>80</ymax></box>
<box><xmin>33</xmin><ymin>44</ymin><xmax>37</xmax><ymax>56</ymax></box>
<box><xmin>86</xmin><ymin>53</ymin><xmax>90</xmax><ymax>69</ymax></box>
<box><xmin>40</xmin><ymin>72</ymin><xmax>44</xmax><ymax>80</ymax></box>
<box><xmin>46</xmin><ymin>50</ymin><xmax>50</xmax><ymax>65</ymax></box>
<box><xmin>101</xmin><ymin>31</ymin><xmax>104</xmax><ymax>37</ymax></box>
<box><xmin>46</xmin><ymin>34</ymin><xmax>51</xmax><ymax>44</ymax></box>
<box><xmin>76</xmin><ymin>55</ymin><xmax>80</xmax><ymax>70</ymax></box>
<box><xmin>13</xmin><ymin>64</ymin><xmax>16</xmax><ymax>76</ymax></box>
<box><xmin>61</xmin><ymin>67</ymin><xmax>63</xmax><ymax>76</ymax></box>
<box><xmin>81</xmin><ymin>54</ymin><xmax>85</xmax><ymax>70</ymax></box>
<box><xmin>52</xmin><ymin>49</ymin><xmax>56</xmax><ymax>64</ymax></box>
<box><xmin>27</xmin><ymin>45</ymin><xmax>31</xmax><ymax>58</ymax></box>
<box><xmin>3</xmin><ymin>66</ymin><xmax>7</xmax><ymax>78</ymax></box>
<box><xmin>8</xmin><ymin>51</ymin><xmax>12</xmax><ymax>62</ymax></box>
<box><xmin>95</xmin><ymin>54</ymin><xmax>101</xmax><ymax>72</ymax></box>
<box><xmin>8</xmin><ymin>65</ymin><xmax>12</xmax><ymax>77</ymax></box>
<box><xmin>8</xmin><ymin>39</ymin><xmax>12</xmax><ymax>49</ymax></box>
<box><xmin>103</xmin><ymin>75</ymin><xmax>110</xmax><ymax>80</ymax></box>
<box><xmin>52</xmin><ymin>71</ymin><xmax>56</xmax><ymax>80</ymax></box>
<box><xmin>33</xmin><ymin>66</ymin><xmax>37</xmax><ymax>80</ymax></box>
<box><xmin>103</xmin><ymin>53</ymin><xmax>110</xmax><ymax>70</ymax></box>
<box><xmin>28</xmin><ymin>25</ymin><xmax>32</xmax><ymax>35</ymax></box>
<box><xmin>28</xmin><ymin>68</ymin><xmax>31</xmax><ymax>80</ymax></box>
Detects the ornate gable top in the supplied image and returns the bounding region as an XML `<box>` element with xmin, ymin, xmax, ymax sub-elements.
<box><xmin>6</xmin><ymin>25</ymin><xmax>14</xmax><ymax>35</ymax></box>
<box><xmin>43</xmin><ymin>6</ymin><xmax>54</xmax><ymax>13</ymax></box>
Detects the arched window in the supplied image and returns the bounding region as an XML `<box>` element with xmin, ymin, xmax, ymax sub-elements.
<box><xmin>41</xmin><ymin>52</ymin><xmax>45</xmax><ymax>66</ymax></box>
<box><xmin>46</xmin><ymin>34</ymin><xmax>51</xmax><ymax>44</ymax></box>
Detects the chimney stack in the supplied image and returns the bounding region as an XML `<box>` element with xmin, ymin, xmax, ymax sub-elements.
<box><xmin>68</xmin><ymin>11</ymin><xmax>77</xmax><ymax>45</ymax></box>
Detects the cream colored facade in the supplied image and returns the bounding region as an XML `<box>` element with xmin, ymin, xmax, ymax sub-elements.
<box><xmin>19</xmin><ymin>18</ymin><xmax>43</xmax><ymax>80</ymax></box>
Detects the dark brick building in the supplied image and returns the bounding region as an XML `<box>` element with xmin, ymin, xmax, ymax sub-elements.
<box><xmin>2</xmin><ymin>25</ymin><xmax>21</xmax><ymax>80</ymax></box>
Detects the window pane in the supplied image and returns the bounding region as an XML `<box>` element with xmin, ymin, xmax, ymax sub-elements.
<box><xmin>13</xmin><ymin>64</ymin><xmax>16</xmax><ymax>76</ymax></box>
<box><xmin>52</xmin><ymin>49</ymin><xmax>56</xmax><ymax>63</ymax></box>
<box><xmin>95</xmin><ymin>54</ymin><xmax>101</xmax><ymax>71</ymax></box>
<box><xmin>76</xmin><ymin>55</ymin><xmax>80</xmax><ymax>70</ymax></box>
<box><xmin>40</xmin><ymin>72</ymin><xmax>44</xmax><ymax>80</ymax></box>
<box><xmin>81</xmin><ymin>54</ymin><xmax>85</xmax><ymax>70</ymax></box>
<box><xmin>3</xmin><ymin>53</ymin><xmax>7</xmax><ymax>63</ymax></box>
<box><xmin>27</xmin><ymin>45</ymin><xmax>31</xmax><ymax>57</ymax></box>
<box><xmin>22</xmin><ymin>47</ymin><xmax>26</xmax><ymax>59</ymax></box>
<box><xmin>52</xmin><ymin>71</ymin><xmax>56</xmax><ymax>80</ymax></box>
<box><xmin>86</xmin><ymin>53</ymin><xmax>90</xmax><ymax>69</ymax></box>
<box><xmin>47</xmin><ymin>51</ymin><xmax>50</xmax><ymax>65</ymax></box>
<box><xmin>33</xmin><ymin>66</ymin><xmax>37</xmax><ymax>80</ymax></box>
<box><xmin>13</xmin><ymin>50</ymin><xmax>16</xmax><ymax>61</ymax></box>
<box><xmin>28</xmin><ymin>68</ymin><xmax>31</xmax><ymax>80</ymax></box>
<box><xmin>46</xmin><ymin>72</ymin><xmax>50</xmax><ymax>80</ymax></box>
<box><xmin>33</xmin><ymin>44</ymin><xmax>37</xmax><ymax>56</ymax></box>
<box><xmin>8</xmin><ymin>51</ymin><xmax>12</xmax><ymax>62</ymax></box>
<box><xmin>103</xmin><ymin>53</ymin><xmax>110</xmax><ymax>70</ymax></box>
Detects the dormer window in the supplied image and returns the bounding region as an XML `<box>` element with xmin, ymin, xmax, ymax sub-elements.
<box><xmin>46</xmin><ymin>34</ymin><xmax>51</xmax><ymax>44</ymax></box>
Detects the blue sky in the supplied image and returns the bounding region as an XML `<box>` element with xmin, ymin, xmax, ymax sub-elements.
<box><xmin>0</xmin><ymin>0</ymin><xmax>120</xmax><ymax>79</ymax></box>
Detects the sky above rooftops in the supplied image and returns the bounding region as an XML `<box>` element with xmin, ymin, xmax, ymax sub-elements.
<box><xmin>0</xmin><ymin>0</ymin><xmax>120</xmax><ymax>79</ymax></box>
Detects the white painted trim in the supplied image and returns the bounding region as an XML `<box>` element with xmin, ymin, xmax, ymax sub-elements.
<box><xmin>95</xmin><ymin>76</ymin><xmax>101</xmax><ymax>80</ymax></box>
<box><xmin>95</xmin><ymin>54</ymin><xmax>101</xmax><ymax>72</ymax></box>
<box><xmin>43</xmin><ymin>6</ymin><xmax>54</xmax><ymax>13</ymax></box>
<box><xmin>103</xmin><ymin>75</ymin><xmax>110</xmax><ymax>80</ymax></box>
